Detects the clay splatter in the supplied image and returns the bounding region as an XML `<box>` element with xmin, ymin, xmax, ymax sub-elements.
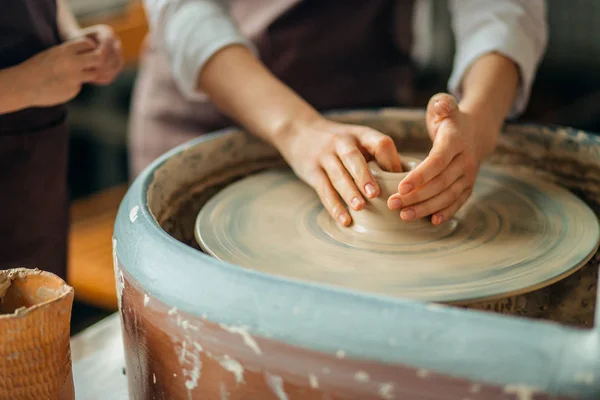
<box><xmin>116</xmin><ymin>270</ymin><xmax>124</xmax><ymax>306</ymax></box>
<box><xmin>181</xmin><ymin>319</ymin><xmax>200</xmax><ymax>331</ymax></box>
<box><xmin>416</xmin><ymin>369</ymin><xmax>429</xmax><ymax>378</ymax></box>
<box><xmin>112</xmin><ymin>238</ymin><xmax>124</xmax><ymax>307</ymax></box>
<box><xmin>379</xmin><ymin>382</ymin><xmax>395</xmax><ymax>399</ymax></box>
<box><xmin>179</xmin><ymin>341</ymin><xmax>188</xmax><ymax>363</ymax></box>
<box><xmin>143</xmin><ymin>294</ymin><xmax>149</xmax><ymax>306</ymax></box>
<box><xmin>129</xmin><ymin>205</ymin><xmax>140</xmax><ymax>223</ymax></box>
<box><xmin>335</xmin><ymin>350</ymin><xmax>346</xmax><ymax>359</ymax></box>
<box><xmin>168</xmin><ymin>307</ymin><xmax>178</xmax><ymax>316</ymax></box>
<box><xmin>219</xmin><ymin>324</ymin><xmax>262</xmax><ymax>355</ymax></box>
<box><xmin>503</xmin><ymin>384</ymin><xmax>538</xmax><ymax>400</ymax></box>
<box><xmin>309</xmin><ymin>374</ymin><xmax>319</xmax><ymax>389</ymax></box>
<box><xmin>469</xmin><ymin>384</ymin><xmax>481</xmax><ymax>393</ymax></box>
<box><xmin>182</xmin><ymin>350</ymin><xmax>202</xmax><ymax>396</ymax></box>
<box><xmin>218</xmin><ymin>355</ymin><xmax>245</xmax><ymax>384</ymax></box>
<box><xmin>354</xmin><ymin>371</ymin><xmax>370</xmax><ymax>383</ymax></box>
<box><xmin>220</xmin><ymin>382</ymin><xmax>229</xmax><ymax>400</ymax></box>
<box><xmin>265</xmin><ymin>373</ymin><xmax>289</xmax><ymax>400</ymax></box>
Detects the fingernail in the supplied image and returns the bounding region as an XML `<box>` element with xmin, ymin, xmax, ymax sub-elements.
<box><xmin>398</xmin><ymin>183</ymin><xmax>412</xmax><ymax>195</ymax></box>
<box><xmin>351</xmin><ymin>197</ymin><xmax>364</xmax><ymax>210</ymax></box>
<box><xmin>338</xmin><ymin>213</ymin><xmax>351</xmax><ymax>225</ymax></box>
<box><xmin>365</xmin><ymin>183</ymin><xmax>378</xmax><ymax>197</ymax></box>
<box><xmin>401</xmin><ymin>208</ymin><xmax>416</xmax><ymax>220</ymax></box>
<box><xmin>432</xmin><ymin>214</ymin><xmax>443</xmax><ymax>225</ymax></box>
<box><xmin>388</xmin><ymin>198</ymin><xmax>402</xmax><ymax>209</ymax></box>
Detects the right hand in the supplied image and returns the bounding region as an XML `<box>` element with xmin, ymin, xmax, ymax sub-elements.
<box><xmin>20</xmin><ymin>38</ymin><xmax>101</xmax><ymax>107</ymax></box>
<box><xmin>274</xmin><ymin>115</ymin><xmax>403</xmax><ymax>226</ymax></box>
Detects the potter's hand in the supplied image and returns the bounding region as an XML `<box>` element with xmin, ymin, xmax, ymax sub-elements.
<box><xmin>19</xmin><ymin>38</ymin><xmax>102</xmax><ymax>107</ymax></box>
<box><xmin>277</xmin><ymin>116</ymin><xmax>402</xmax><ymax>226</ymax></box>
<box><xmin>388</xmin><ymin>93</ymin><xmax>482</xmax><ymax>225</ymax></box>
<box><xmin>71</xmin><ymin>24</ymin><xmax>123</xmax><ymax>85</ymax></box>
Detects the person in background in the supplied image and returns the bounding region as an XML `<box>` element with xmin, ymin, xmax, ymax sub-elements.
<box><xmin>0</xmin><ymin>0</ymin><xmax>123</xmax><ymax>279</ymax></box>
<box><xmin>130</xmin><ymin>0</ymin><xmax>547</xmax><ymax>227</ymax></box>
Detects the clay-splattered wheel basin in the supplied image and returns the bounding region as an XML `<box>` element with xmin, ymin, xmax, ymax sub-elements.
<box><xmin>114</xmin><ymin>108</ymin><xmax>600</xmax><ymax>399</ymax></box>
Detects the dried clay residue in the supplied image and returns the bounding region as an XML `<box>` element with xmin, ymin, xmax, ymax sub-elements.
<box><xmin>265</xmin><ymin>373</ymin><xmax>289</xmax><ymax>400</ymax></box>
<box><xmin>0</xmin><ymin>275</ymin><xmax>10</xmax><ymax>299</ymax></box>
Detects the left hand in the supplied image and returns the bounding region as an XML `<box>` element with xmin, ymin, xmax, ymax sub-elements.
<box><xmin>71</xmin><ymin>24</ymin><xmax>123</xmax><ymax>85</ymax></box>
<box><xmin>387</xmin><ymin>93</ymin><xmax>488</xmax><ymax>225</ymax></box>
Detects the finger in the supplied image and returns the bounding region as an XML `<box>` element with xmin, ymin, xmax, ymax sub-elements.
<box><xmin>97</xmin><ymin>34</ymin><xmax>117</xmax><ymax>61</ymax></box>
<box><xmin>397</xmin><ymin>121</ymin><xmax>463</xmax><ymax>196</ymax></box>
<box><xmin>425</xmin><ymin>92</ymin><xmax>459</xmax><ymax>139</ymax></box>
<box><xmin>399</xmin><ymin>175</ymin><xmax>469</xmax><ymax>221</ymax></box>
<box><xmin>431</xmin><ymin>187</ymin><xmax>472</xmax><ymax>225</ymax></box>
<box><xmin>80</xmin><ymin>69</ymin><xmax>99</xmax><ymax>82</ymax></box>
<box><xmin>321</xmin><ymin>154</ymin><xmax>366</xmax><ymax>211</ymax></box>
<box><xmin>334</xmin><ymin>137</ymin><xmax>379</xmax><ymax>199</ymax></box>
<box><xmin>78</xmin><ymin>51</ymin><xmax>103</xmax><ymax>69</ymax></box>
<box><xmin>389</xmin><ymin>153</ymin><xmax>466</xmax><ymax>209</ymax></box>
<box><xmin>310</xmin><ymin>169</ymin><xmax>351</xmax><ymax>226</ymax></box>
<box><xmin>347</xmin><ymin>126</ymin><xmax>402</xmax><ymax>173</ymax></box>
<box><xmin>65</xmin><ymin>37</ymin><xmax>97</xmax><ymax>54</ymax></box>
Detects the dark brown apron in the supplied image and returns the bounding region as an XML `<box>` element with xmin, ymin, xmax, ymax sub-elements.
<box><xmin>0</xmin><ymin>0</ymin><xmax>69</xmax><ymax>279</ymax></box>
<box><xmin>129</xmin><ymin>0</ymin><xmax>415</xmax><ymax>176</ymax></box>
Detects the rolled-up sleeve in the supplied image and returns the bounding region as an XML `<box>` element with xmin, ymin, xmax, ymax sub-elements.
<box><xmin>143</xmin><ymin>0</ymin><xmax>255</xmax><ymax>101</ymax></box>
<box><xmin>447</xmin><ymin>0</ymin><xmax>548</xmax><ymax>118</ymax></box>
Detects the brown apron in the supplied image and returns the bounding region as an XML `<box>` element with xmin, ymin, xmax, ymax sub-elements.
<box><xmin>129</xmin><ymin>0</ymin><xmax>415</xmax><ymax>177</ymax></box>
<box><xmin>0</xmin><ymin>0</ymin><xmax>69</xmax><ymax>279</ymax></box>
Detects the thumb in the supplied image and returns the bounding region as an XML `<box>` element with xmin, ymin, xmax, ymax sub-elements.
<box><xmin>426</xmin><ymin>92</ymin><xmax>459</xmax><ymax>140</ymax></box>
<box><xmin>64</xmin><ymin>36</ymin><xmax>97</xmax><ymax>54</ymax></box>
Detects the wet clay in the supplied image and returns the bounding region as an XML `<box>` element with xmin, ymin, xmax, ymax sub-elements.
<box><xmin>195</xmin><ymin>153</ymin><xmax>600</xmax><ymax>304</ymax></box>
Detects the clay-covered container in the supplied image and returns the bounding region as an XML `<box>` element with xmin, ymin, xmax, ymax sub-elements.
<box><xmin>0</xmin><ymin>268</ymin><xmax>75</xmax><ymax>400</ymax></box>
<box><xmin>114</xmin><ymin>109</ymin><xmax>600</xmax><ymax>399</ymax></box>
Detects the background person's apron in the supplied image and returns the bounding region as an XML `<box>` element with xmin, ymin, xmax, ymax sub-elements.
<box><xmin>129</xmin><ymin>0</ymin><xmax>416</xmax><ymax>177</ymax></box>
<box><xmin>0</xmin><ymin>0</ymin><xmax>69</xmax><ymax>279</ymax></box>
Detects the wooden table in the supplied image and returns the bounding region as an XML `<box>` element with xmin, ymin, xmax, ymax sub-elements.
<box><xmin>71</xmin><ymin>313</ymin><xmax>129</xmax><ymax>399</ymax></box>
<box><xmin>68</xmin><ymin>184</ymin><xmax>128</xmax><ymax>310</ymax></box>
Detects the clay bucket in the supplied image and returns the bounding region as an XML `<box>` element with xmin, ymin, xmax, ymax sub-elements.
<box><xmin>114</xmin><ymin>108</ymin><xmax>600</xmax><ymax>399</ymax></box>
<box><xmin>0</xmin><ymin>268</ymin><xmax>75</xmax><ymax>399</ymax></box>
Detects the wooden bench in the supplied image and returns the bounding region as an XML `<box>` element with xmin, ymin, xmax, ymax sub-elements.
<box><xmin>68</xmin><ymin>185</ymin><xmax>128</xmax><ymax>310</ymax></box>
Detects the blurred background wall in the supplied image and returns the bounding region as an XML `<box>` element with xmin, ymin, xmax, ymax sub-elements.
<box><xmin>66</xmin><ymin>0</ymin><xmax>600</xmax><ymax>201</ymax></box>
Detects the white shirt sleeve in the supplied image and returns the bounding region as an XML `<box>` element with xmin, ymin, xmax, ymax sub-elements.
<box><xmin>447</xmin><ymin>0</ymin><xmax>548</xmax><ymax>118</ymax></box>
<box><xmin>142</xmin><ymin>0</ymin><xmax>256</xmax><ymax>101</ymax></box>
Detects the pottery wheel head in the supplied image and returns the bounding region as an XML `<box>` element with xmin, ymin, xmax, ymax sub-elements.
<box><xmin>195</xmin><ymin>153</ymin><xmax>600</xmax><ymax>304</ymax></box>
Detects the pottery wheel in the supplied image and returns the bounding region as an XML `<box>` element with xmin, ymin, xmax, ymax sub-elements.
<box><xmin>195</xmin><ymin>155</ymin><xmax>600</xmax><ymax>304</ymax></box>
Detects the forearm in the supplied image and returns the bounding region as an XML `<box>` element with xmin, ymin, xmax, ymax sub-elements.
<box><xmin>57</xmin><ymin>0</ymin><xmax>81</xmax><ymax>41</ymax></box>
<box><xmin>0</xmin><ymin>67</ymin><xmax>30</xmax><ymax>114</ymax></box>
<box><xmin>198</xmin><ymin>44</ymin><xmax>319</xmax><ymax>145</ymax></box>
<box><xmin>458</xmin><ymin>52</ymin><xmax>519</xmax><ymax>157</ymax></box>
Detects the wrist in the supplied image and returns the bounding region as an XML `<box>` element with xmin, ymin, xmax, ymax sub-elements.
<box><xmin>0</xmin><ymin>65</ymin><xmax>35</xmax><ymax>113</ymax></box>
<box><xmin>268</xmin><ymin>107</ymin><xmax>322</xmax><ymax>151</ymax></box>
<box><xmin>459</xmin><ymin>100</ymin><xmax>501</xmax><ymax>159</ymax></box>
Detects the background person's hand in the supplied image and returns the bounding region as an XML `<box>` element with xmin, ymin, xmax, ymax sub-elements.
<box><xmin>275</xmin><ymin>115</ymin><xmax>403</xmax><ymax>226</ymax></box>
<box><xmin>20</xmin><ymin>38</ymin><xmax>102</xmax><ymax>107</ymax></box>
<box><xmin>72</xmin><ymin>24</ymin><xmax>123</xmax><ymax>85</ymax></box>
<box><xmin>387</xmin><ymin>93</ymin><xmax>483</xmax><ymax>225</ymax></box>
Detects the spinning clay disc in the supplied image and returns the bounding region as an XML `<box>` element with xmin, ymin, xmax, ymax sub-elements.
<box><xmin>195</xmin><ymin>154</ymin><xmax>600</xmax><ymax>304</ymax></box>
